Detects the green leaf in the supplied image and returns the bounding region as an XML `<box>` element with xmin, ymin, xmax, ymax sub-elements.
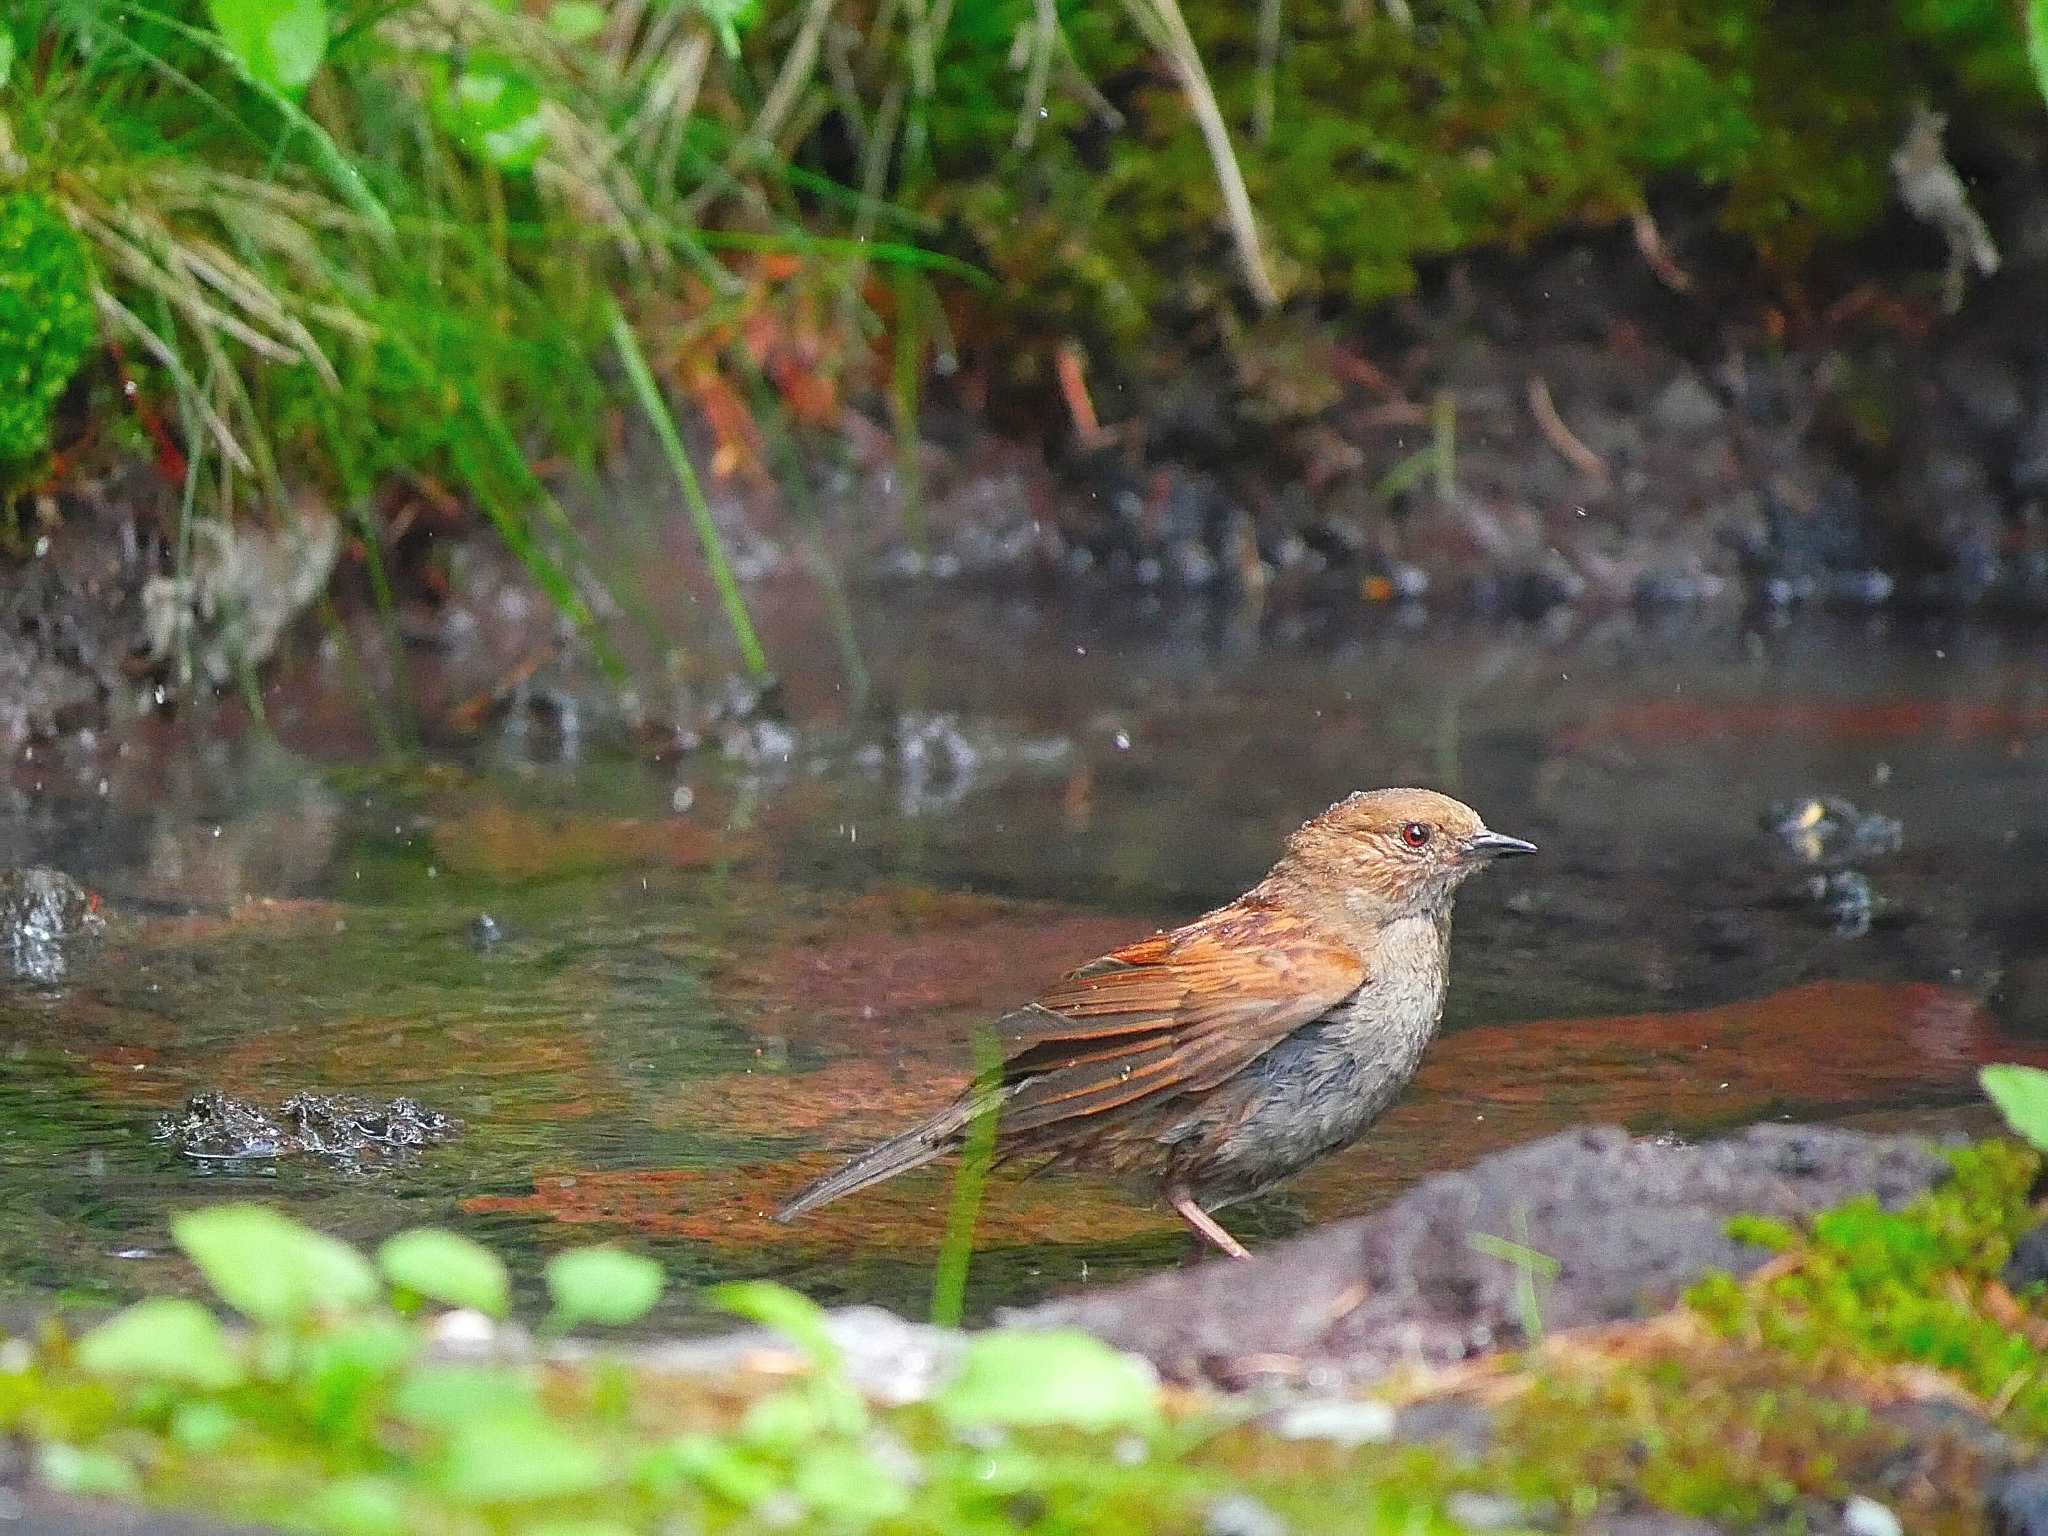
<box><xmin>693</xmin><ymin>0</ymin><xmax>759</xmax><ymax>57</ymax></box>
<box><xmin>76</xmin><ymin>1298</ymin><xmax>243</xmax><ymax>1389</ymax></box>
<box><xmin>547</xmin><ymin>1</ymin><xmax>606</xmax><ymax>44</ymax></box>
<box><xmin>706</xmin><ymin>1280</ymin><xmax>834</xmax><ymax>1364</ymax></box>
<box><xmin>0</xmin><ymin>34</ymin><xmax>15</xmax><ymax>89</ymax></box>
<box><xmin>391</xmin><ymin>1365</ymin><xmax>538</xmax><ymax>1430</ymax></box>
<box><xmin>793</xmin><ymin>1443</ymin><xmax>911</xmax><ymax>1524</ymax></box>
<box><xmin>378</xmin><ymin>1229</ymin><xmax>509</xmax><ymax>1318</ymax></box>
<box><xmin>38</xmin><ymin>1444</ymin><xmax>139</xmax><ymax>1497</ymax></box>
<box><xmin>172</xmin><ymin>1205</ymin><xmax>377</xmax><ymax>1324</ymax></box>
<box><xmin>436</xmin><ymin>1415</ymin><xmax>613</xmax><ymax>1503</ymax></box>
<box><xmin>309</xmin><ymin>1475</ymin><xmax>411</xmax><ymax>1536</ymax></box>
<box><xmin>433</xmin><ymin>55</ymin><xmax>550</xmax><ymax>173</ymax></box>
<box><xmin>205</xmin><ymin>0</ymin><xmax>328</xmax><ymax>95</ymax></box>
<box><xmin>1983</xmin><ymin>1065</ymin><xmax>2048</xmax><ymax>1152</ymax></box>
<box><xmin>638</xmin><ymin>1435</ymin><xmax>779</xmax><ymax>1507</ymax></box>
<box><xmin>2027</xmin><ymin>1</ymin><xmax>2048</xmax><ymax>111</ymax></box>
<box><xmin>545</xmin><ymin>1247</ymin><xmax>664</xmax><ymax>1328</ymax></box>
<box><xmin>298</xmin><ymin>1316</ymin><xmax>420</xmax><ymax>1427</ymax></box>
<box><xmin>936</xmin><ymin>1329</ymin><xmax>1159</xmax><ymax>1432</ymax></box>
<box><xmin>169</xmin><ymin>1400</ymin><xmax>241</xmax><ymax>1452</ymax></box>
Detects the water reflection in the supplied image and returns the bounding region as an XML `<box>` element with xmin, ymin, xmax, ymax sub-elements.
<box><xmin>0</xmin><ymin>597</ymin><xmax>2045</xmax><ymax>1323</ymax></box>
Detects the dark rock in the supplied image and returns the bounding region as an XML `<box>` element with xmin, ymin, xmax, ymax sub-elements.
<box><xmin>280</xmin><ymin>1093</ymin><xmax>459</xmax><ymax>1157</ymax></box>
<box><xmin>155</xmin><ymin>1091</ymin><xmax>459</xmax><ymax>1166</ymax></box>
<box><xmin>468</xmin><ymin>913</ymin><xmax>505</xmax><ymax>949</ymax></box>
<box><xmin>2001</xmin><ymin>1222</ymin><xmax>2048</xmax><ymax>1293</ymax></box>
<box><xmin>1989</xmin><ymin>1463</ymin><xmax>2048</xmax><ymax>1536</ymax></box>
<box><xmin>1014</xmin><ymin>1125</ymin><xmax>1947</xmax><ymax>1388</ymax></box>
<box><xmin>153</xmin><ymin>1092</ymin><xmax>288</xmax><ymax>1160</ymax></box>
<box><xmin>0</xmin><ymin>868</ymin><xmax>105</xmax><ymax>985</ymax></box>
<box><xmin>1392</xmin><ymin>1397</ymin><xmax>1496</xmax><ymax>1461</ymax></box>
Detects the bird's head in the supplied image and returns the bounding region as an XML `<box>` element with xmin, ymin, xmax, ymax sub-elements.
<box><xmin>1273</xmin><ymin>787</ymin><xmax>1536</xmax><ymax>919</ymax></box>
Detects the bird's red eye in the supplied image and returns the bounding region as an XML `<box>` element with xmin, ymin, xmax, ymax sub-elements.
<box><xmin>1401</xmin><ymin>822</ymin><xmax>1432</xmax><ymax>849</ymax></box>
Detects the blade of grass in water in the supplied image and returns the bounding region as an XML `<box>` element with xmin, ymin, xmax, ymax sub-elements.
<box><xmin>608</xmin><ymin>300</ymin><xmax>769</xmax><ymax>681</ymax></box>
<box><xmin>730</xmin><ymin>346</ymin><xmax>869</xmax><ymax>704</ymax></box>
<box><xmin>890</xmin><ymin>268</ymin><xmax>927</xmax><ymax>561</ymax></box>
<box><xmin>930</xmin><ymin>1031</ymin><xmax>1003</xmax><ymax>1328</ymax></box>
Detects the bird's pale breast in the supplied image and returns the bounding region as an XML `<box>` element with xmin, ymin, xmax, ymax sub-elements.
<box><xmin>1168</xmin><ymin>906</ymin><xmax>1452</xmax><ymax>1206</ymax></box>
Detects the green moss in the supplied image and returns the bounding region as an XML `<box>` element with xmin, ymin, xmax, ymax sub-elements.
<box><xmin>1689</xmin><ymin>1140</ymin><xmax>2048</xmax><ymax>1428</ymax></box>
<box><xmin>918</xmin><ymin>0</ymin><xmax>2036</xmax><ymax>372</ymax></box>
<box><xmin>0</xmin><ymin>192</ymin><xmax>95</xmax><ymax>469</ymax></box>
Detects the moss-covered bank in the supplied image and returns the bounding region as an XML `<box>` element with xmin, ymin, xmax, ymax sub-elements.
<box><xmin>2</xmin><ymin>1137</ymin><xmax>2046</xmax><ymax>1533</ymax></box>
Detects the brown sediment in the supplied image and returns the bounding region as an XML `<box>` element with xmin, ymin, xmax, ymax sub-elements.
<box><xmin>701</xmin><ymin>896</ymin><xmax>1155</xmax><ymax>1052</ymax></box>
<box><xmin>478</xmin><ymin>977</ymin><xmax>2025</xmax><ymax>1257</ymax></box>
<box><xmin>427</xmin><ymin>800</ymin><xmax>750</xmax><ymax>882</ymax></box>
<box><xmin>1554</xmin><ymin>696</ymin><xmax>2048</xmax><ymax>753</ymax></box>
<box><xmin>461</xmin><ymin>1159</ymin><xmax>1172</xmax><ymax>1248</ymax></box>
<box><xmin>1294</xmin><ymin>978</ymin><xmax>2031</xmax><ymax>1215</ymax></box>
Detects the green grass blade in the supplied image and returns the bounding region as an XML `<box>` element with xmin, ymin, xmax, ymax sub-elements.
<box><xmin>607</xmin><ymin>300</ymin><xmax>768</xmax><ymax>681</ymax></box>
<box><xmin>930</xmin><ymin>1031</ymin><xmax>1002</xmax><ymax>1329</ymax></box>
<box><xmin>114</xmin><ymin>3</ymin><xmax>394</xmax><ymax>241</ymax></box>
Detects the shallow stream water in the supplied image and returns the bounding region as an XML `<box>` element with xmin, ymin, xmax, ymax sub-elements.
<box><xmin>3</xmin><ymin>586</ymin><xmax>2045</xmax><ymax>1329</ymax></box>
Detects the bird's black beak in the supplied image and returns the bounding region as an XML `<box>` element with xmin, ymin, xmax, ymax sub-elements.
<box><xmin>1464</xmin><ymin>830</ymin><xmax>1538</xmax><ymax>861</ymax></box>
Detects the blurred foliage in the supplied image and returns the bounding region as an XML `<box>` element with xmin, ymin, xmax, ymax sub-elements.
<box><xmin>1</xmin><ymin>0</ymin><xmax>2043</xmax><ymax>648</ymax></box>
<box><xmin>0</xmin><ymin>192</ymin><xmax>96</xmax><ymax>472</ymax></box>
<box><xmin>10</xmin><ymin>1147</ymin><xmax>2048</xmax><ymax>1531</ymax></box>
<box><xmin>915</xmin><ymin>0</ymin><xmax>2037</xmax><ymax>365</ymax></box>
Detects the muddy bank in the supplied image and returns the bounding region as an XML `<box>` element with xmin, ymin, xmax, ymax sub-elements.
<box><xmin>895</xmin><ymin>228</ymin><xmax>2048</xmax><ymax>616</ymax></box>
<box><xmin>13</xmin><ymin>219</ymin><xmax>2048</xmax><ymax>757</ymax></box>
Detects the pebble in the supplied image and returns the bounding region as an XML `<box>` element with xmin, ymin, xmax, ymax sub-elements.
<box><xmin>1205</xmin><ymin>1494</ymin><xmax>1288</xmax><ymax>1536</ymax></box>
<box><xmin>1842</xmin><ymin>1494</ymin><xmax>1903</xmax><ymax>1536</ymax></box>
<box><xmin>1269</xmin><ymin>1397</ymin><xmax>1396</xmax><ymax>1447</ymax></box>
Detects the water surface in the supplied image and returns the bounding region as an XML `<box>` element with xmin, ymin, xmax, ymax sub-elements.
<box><xmin>3</xmin><ymin>590</ymin><xmax>2045</xmax><ymax>1326</ymax></box>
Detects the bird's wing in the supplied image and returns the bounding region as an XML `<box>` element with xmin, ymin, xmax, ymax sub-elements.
<box><xmin>991</xmin><ymin>903</ymin><xmax>1366</xmax><ymax>1138</ymax></box>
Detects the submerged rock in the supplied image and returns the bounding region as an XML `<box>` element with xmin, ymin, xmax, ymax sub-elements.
<box><xmin>1762</xmin><ymin>795</ymin><xmax>1902</xmax><ymax>938</ymax></box>
<box><xmin>0</xmin><ymin>868</ymin><xmax>105</xmax><ymax>985</ymax></box>
<box><xmin>1806</xmin><ymin>868</ymin><xmax>1880</xmax><ymax>938</ymax></box>
<box><xmin>1763</xmin><ymin>796</ymin><xmax>1904</xmax><ymax>867</ymax></box>
<box><xmin>155</xmin><ymin>1091</ymin><xmax>459</xmax><ymax>1166</ymax></box>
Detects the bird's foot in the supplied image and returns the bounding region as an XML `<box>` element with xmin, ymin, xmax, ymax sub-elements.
<box><xmin>1168</xmin><ymin>1184</ymin><xmax>1252</xmax><ymax>1260</ymax></box>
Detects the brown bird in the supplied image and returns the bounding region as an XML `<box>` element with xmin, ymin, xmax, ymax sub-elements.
<box><xmin>776</xmin><ymin>788</ymin><xmax>1535</xmax><ymax>1258</ymax></box>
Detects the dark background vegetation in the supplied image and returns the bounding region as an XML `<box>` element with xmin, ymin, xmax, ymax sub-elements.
<box><xmin>4</xmin><ymin>0</ymin><xmax>2048</xmax><ymax>701</ymax></box>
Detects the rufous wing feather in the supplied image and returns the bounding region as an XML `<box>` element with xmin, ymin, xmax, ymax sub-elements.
<box><xmin>775</xmin><ymin>901</ymin><xmax>1364</xmax><ymax>1221</ymax></box>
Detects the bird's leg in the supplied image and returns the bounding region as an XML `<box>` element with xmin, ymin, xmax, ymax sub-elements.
<box><xmin>1167</xmin><ymin>1184</ymin><xmax>1252</xmax><ymax>1260</ymax></box>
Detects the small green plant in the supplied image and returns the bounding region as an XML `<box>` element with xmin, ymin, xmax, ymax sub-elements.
<box><xmin>1689</xmin><ymin>1139</ymin><xmax>2048</xmax><ymax>1431</ymax></box>
<box><xmin>9</xmin><ymin>1175</ymin><xmax>2048</xmax><ymax>1532</ymax></box>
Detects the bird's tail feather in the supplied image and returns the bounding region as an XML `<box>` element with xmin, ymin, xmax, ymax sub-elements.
<box><xmin>775</xmin><ymin>1086</ymin><xmax>1005</xmax><ymax>1222</ymax></box>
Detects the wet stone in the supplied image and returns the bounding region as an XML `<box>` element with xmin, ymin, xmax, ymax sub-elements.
<box><xmin>1763</xmin><ymin>796</ymin><xmax>1905</xmax><ymax>867</ymax></box>
<box><xmin>2000</xmin><ymin>1221</ymin><xmax>2048</xmax><ymax>1293</ymax></box>
<box><xmin>1989</xmin><ymin>1463</ymin><xmax>2048</xmax><ymax>1536</ymax></box>
<box><xmin>1806</xmin><ymin>869</ymin><xmax>1879</xmax><ymax>938</ymax></box>
<box><xmin>1019</xmin><ymin>1125</ymin><xmax>1948</xmax><ymax>1389</ymax></box>
<box><xmin>0</xmin><ymin>868</ymin><xmax>105</xmax><ymax>985</ymax></box>
<box><xmin>155</xmin><ymin>1091</ymin><xmax>459</xmax><ymax>1166</ymax></box>
<box><xmin>281</xmin><ymin>1093</ymin><xmax>460</xmax><ymax>1156</ymax></box>
<box><xmin>153</xmin><ymin>1092</ymin><xmax>287</xmax><ymax>1161</ymax></box>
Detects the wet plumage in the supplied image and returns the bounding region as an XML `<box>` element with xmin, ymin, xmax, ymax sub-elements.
<box><xmin>776</xmin><ymin>787</ymin><xmax>1536</xmax><ymax>1257</ymax></box>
